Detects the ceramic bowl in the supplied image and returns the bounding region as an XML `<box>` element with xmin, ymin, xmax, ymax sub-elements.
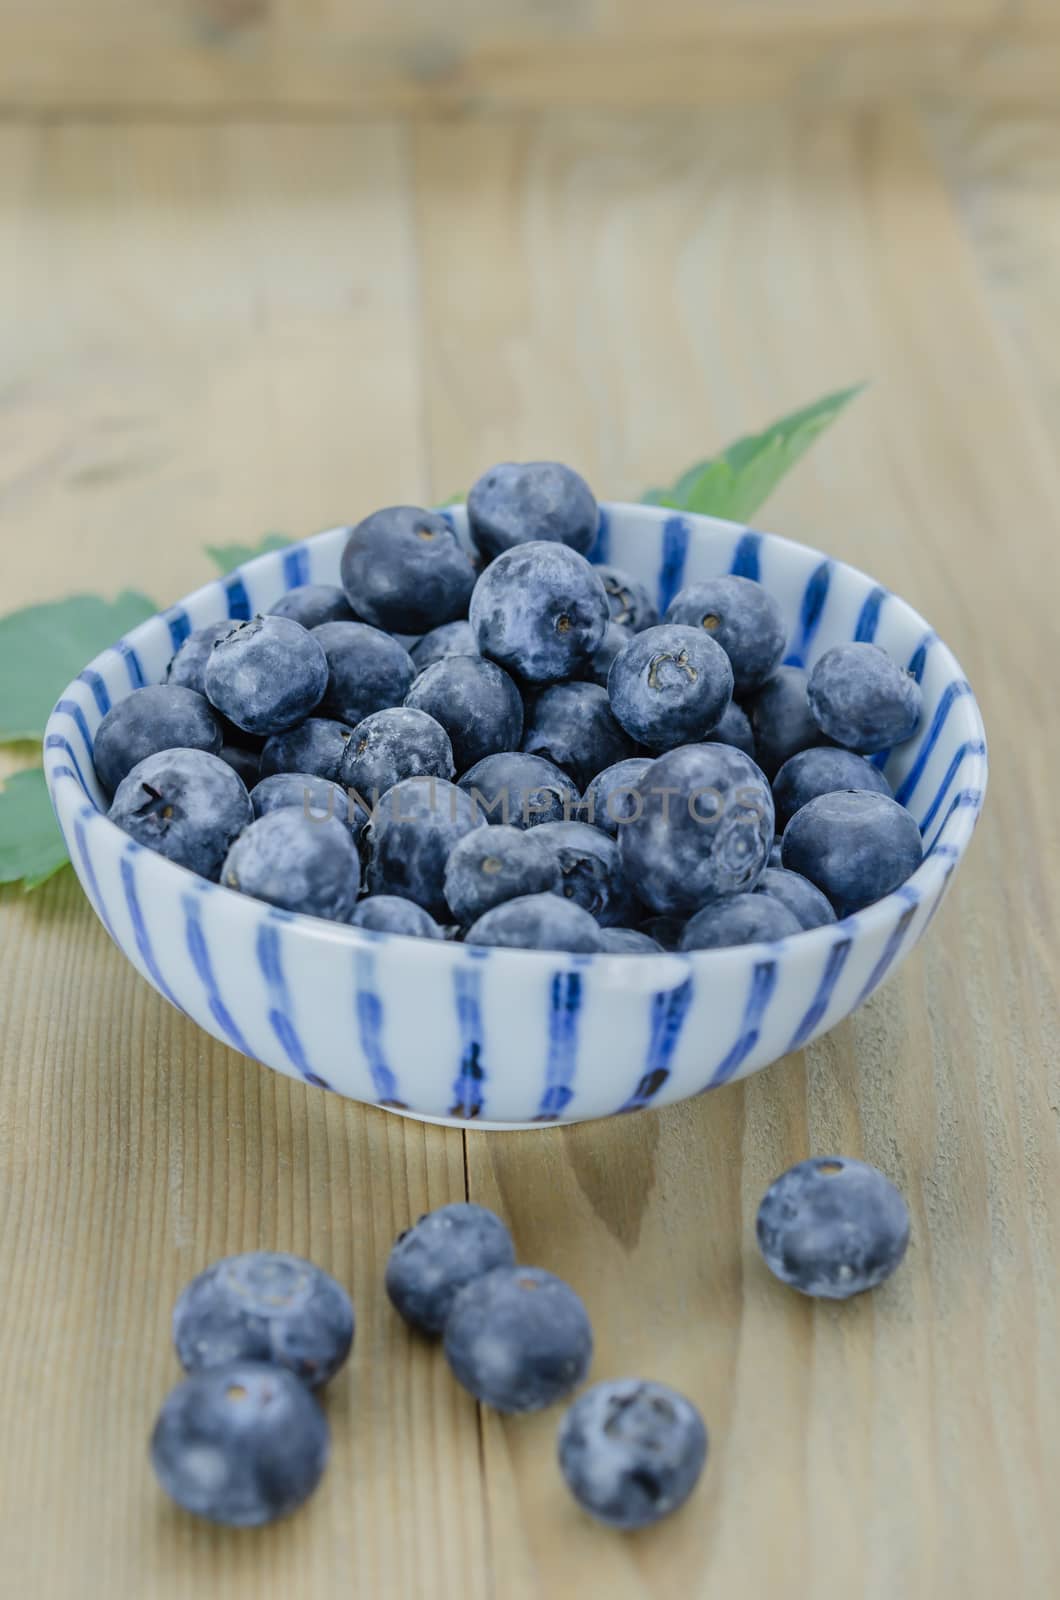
<box><xmin>43</xmin><ymin>504</ymin><xmax>987</xmax><ymax>1127</ymax></box>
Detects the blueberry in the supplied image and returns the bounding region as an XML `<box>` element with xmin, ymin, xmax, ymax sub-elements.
<box><xmin>222</xmin><ymin>809</ymin><xmax>360</xmax><ymax>922</ymax></box>
<box><xmin>108</xmin><ymin>748</ymin><xmax>252</xmax><ymax>880</ymax></box>
<box><xmin>467</xmin><ymin>461</ymin><xmax>598</xmax><ymax>562</ymax></box>
<box><xmin>607</xmin><ymin>624</ymin><xmax>733</xmax><ymax>750</ymax></box>
<box><xmin>772</xmin><ymin>745</ymin><xmax>894</xmax><ymax>831</ymax></box>
<box><xmin>166</xmin><ymin>620</ymin><xmax>232</xmax><ymax>696</ymax></box>
<box><xmin>94</xmin><ymin>684</ymin><xmax>223</xmax><ymax>797</ymax></box>
<box><xmin>410</xmin><ymin>620</ymin><xmax>479</xmax><ymax>673</ymax></box>
<box><xmin>781</xmin><ymin>790</ymin><xmax>922</xmax><ymax>915</ymax></box>
<box><xmin>173</xmin><ymin>1252</ymin><xmax>353</xmax><ymax>1389</ymax></box>
<box><xmin>339</xmin><ymin>707</ymin><xmax>454</xmax><ymax>801</ymax></box>
<box><xmin>348</xmin><ymin>895</ymin><xmax>444</xmax><ymax>939</ymax></box>
<box><xmin>311</xmin><ymin>621</ymin><xmax>416</xmax><ymax>727</ymax></box>
<box><xmin>444</xmin><ymin>825</ymin><xmax>561</xmax><ymax>924</ymax></box>
<box><xmin>443</xmin><ymin>1265</ymin><xmax>593</xmax><ymax>1412</ymax></box>
<box><xmin>666</xmin><ymin>576</ymin><xmax>786</xmax><ymax>694</ymax></box>
<box><xmin>458</xmin><ymin>751</ymin><xmax>580</xmax><ymax>829</ymax></box>
<box><xmin>638</xmin><ymin>914</ymin><xmax>686</xmax><ymax>951</ymax></box>
<box><xmin>364</xmin><ymin>777</ymin><xmax>485</xmax><ymax>919</ymax></box>
<box><xmin>251</xmin><ymin>772</ymin><xmax>362</xmax><ymax>839</ymax></box>
<box><xmin>464</xmin><ymin>893</ymin><xmax>603</xmax><ymax>953</ymax></box>
<box><xmin>583</xmin><ymin>622</ymin><xmax>635</xmax><ymax>687</ymax></box>
<box><xmin>594</xmin><ymin>564</ymin><xmax>659</xmax><ymax>632</ymax></box>
<box><xmin>581</xmin><ymin>757</ymin><xmax>654</xmax><ymax>838</ymax></box>
<box><xmin>808</xmin><ymin>642</ymin><xmax>921</xmax><ymax>753</ymax></box>
<box><xmin>597</xmin><ymin>927</ymin><xmax>663</xmax><ymax>955</ymax></box>
<box><xmin>218</xmin><ymin>743</ymin><xmax>261</xmax><ymax>789</ymax></box>
<box><xmin>470</xmin><ymin>542</ymin><xmax>609</xmax><ymax>684</ymax></box>
<box><xmin>754</xmin><ymin>867</ymin><xmax>837</xmax><ymax>931</ymax></box>
<box><xmin>204</xmin><ymin>616</ymin><xmax>328</xmax><ymax>737</ymax></box>
<box><xmin>618</xmin><ymin>743</ymin><xmax>774</xmax><ymax>914</ymax></box>
<box><xmin>533</xmin><ymin>820</ymin><xmax>636</xmax><ymax>927</ymax></box>
<box><xmin>404</xmin><ymin>656</ymin><xmax>523</xmax><ymax>774</ymax></box>
<box><xmin>259</xmin><ymin>717</ymin><xmax>354</xmax><ymax>783</ymax></box>
<box><xmin>522</xmin><ymin>681</ymin><xmax>634</xmax><ymax>790</ymax></box>
<box><xmin>706</xmin><ymin>700</ymin><xmax>756</xmax><ymax>760</ymax></box>
<box><xmin>340</xmin><ymin>506</ymin><xmax>476</xmax><ymax>634</ymax></box>
<box><xmin>269</xmin><ymin>583</ymin><xmax>358</xmax><ymax>630</ymax></box>
<box><xmin>748</xmin><ymin>666</ymin><xmax>827</xmax><ymax>780</ymax></box>
<box><xmin>385</xmin><ymin>1203</ymin><xmax>516</xmax><ymax>1335</ymax></box>
<box><xmin>756</xmin><ymin>1156</ymin><xmax>910</xmax><ymax>1299</ymax></box>
<box><xmin>680</xmin><ymin>891</ymin><xmax>801</xmax><ymax>951</ymax></box>
<box><xmin>150</xmin><ymin>1362</ymin><xmax>328</xmax><ymax>1526</ymax></box>
<box><xmin>557</xmin><ymin>1379</ymin><xmax>707</xmax><ymax>1530</ymax></box>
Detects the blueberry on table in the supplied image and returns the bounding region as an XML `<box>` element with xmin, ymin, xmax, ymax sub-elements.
<box><xmin>443</xmin><ymin>1265</ymin><xmax>593</xmax><ymax>1412</ymax></box>
<box><xmin>470</xmin><ymin>542</ymin><xmax>609</xmax><ymax>684</ymax></box>
<box><xmin>173</xmin><ymin>1252</ymin><xmax>353</xmax><ymax>1389</ymax></box>
<box><xmin>340</xmin><ymin>506</ymin><xmax>476</xmax><ymax>634</ymax></box>
<box><xmin>385</xmin><ymin>1203</ymin><xmax>517</xmax><ymax>1336</ymax></box>
<box><xmin>259</xmin><ymin>716</ymin><xmax>354</xmax><ymax>784</ymax></box>
<box><xmin>311</xmin><ymin>621</ymin><xmax>416</xmax><ymax>728</ymax></box>
<box><xmin>618</xmin><ymin>743</ymin><xmax>774</xmax><ymax>915</ymax></box>
<box><xmin>340</xmin><ymin>706</ymin><xmax>454</xmax><ymax>800</ymax></box>
<box><xmin>467</xmin><ymin>461</ymin><xmax>598</xmax><ymax>562</ymax></box>
<box><xmin>464</xmin><ymin>893</ymin><xmax>603</xmax><ymax>954</ymax></box>
<box><xmin>108</xmin><ymin>748</ymin><xmax>252</xmax><ymax>880</ymax></box>
<box><xmin>222</xmin><ymin>809</ymin><xmax>361</xmax><ymax>922</ymax></box>
<box><xmin>269</xmin><ymin>583</ymin><xmax>358</xmax><ymax>630</ymax></box>
<box><xmin>557</xmin><ymin>1379</ymin><xmax>708</xmax><ymax>1530</ymax></box>
<box><xmin>597</xmin><ymin>927</ymin><xmax>664</xmax><ymax>955</ymax></box>
<box><xmin>204</xmin><ymin>616</ymin><xmax>329</xmax><ymax>737</ymax></box>
<box><xmin>166</xmin><ymin>620</ymin><xmax>232</xmax><ymax>696</ymax></box>
<box><xmin>772</xmin><ymin>744</ymin><xmax>893</xmax><ymax>830</ymax></box>
<box><xmin>753</xmin><ymin>867</ymin><xmax>837</xmax><ymax>931</ymax></box>
<box><xmin>348</xmin><ymin>895</ymin><xmax>444</xmax><ymax>939</ymax></box>
<box><xmin>666</xmin><ymin>575</ymin><xmax>786</xmax><ymax>695</ymax></box>
<box><xmin>150</xmin><ymin>1362</ymin><xmax>329</xmax><ymax>1526</ymax></box>
<box><xmin>218</xmin><ymin>743</ymin><xmax>261</xmax><ymax>789</ymax></box>
<box><xmin>581</xmin><ymin>757</ymin><xmax>654</xmax><ymax>838</ymax></box>
<box><xmin>781</xmin><ymin>789</ymin><xmax>923</xmax><ymax>916</ymax></box>
<box><xmin>533</xmin><ymin>820</ymin><xmax>636</xmax><ymax>927</ymax></box>
<box><xmin>410</xmin><ymin>620</ymin><xmax>479</xmax><ymax>673</ymax></box>
<box><xmin>706</xmin><ymin>699</ymin><xmax>756</xmax><ymax>760</ymax></box>
<box><xmin>459</xmin><ymin>751</ymin><xmax>580</xmax><ymax>829</ymax></box>
<box><xmin>748</xmin><ymin>665</ymin><xmax>826</xmax><ymax>780</ymax></box>
<box><xmin>444</xmin><ymin>824</ymin><xmax>561</xmax><ymax>925</ymax></box>
<box><xmin>583</xmin><ymin>621</ymin><xmax>635</xmax><ymax>687</ymax></box>
<box><xmin>364</xmin><ymin>776</ymin><xmax>485</xmax><ymax>919</ymax></box>
<box><xmin>808</xmin><ymin>642</ymin><xmax>921</xmax><ymax>754</ymax></box>
<box><xmin>521</xmin><ymin>681</ymin><xmax>634</xmax><ymax>790</ymax></box>
<box><xmin>404</xmin><ymin>655</ymin><xmax>523</xmax><ymax>774</ymax></box>
<box><xmin>607</xmin><ymin>624</ymin><xmax>733</xmax><ymax>751</ymax></box>
<box><xmin>756</xmin><ymin>1156</ymin><xmax>910</xmax><ymax>1299</ymax></box>
<box><xmin>251</xmin><ymin>772</ymin><xmax>361</xmax><ymax>837</ymax></box>
<box><xmin>594</xmin><ymin>564</ymin><xmax>659</xmax><ymax>633</ymax></box>
<box><xmin>93</xmin><ymin>683</ymin><xmax>223</xmax><ymax>797</ymax></box>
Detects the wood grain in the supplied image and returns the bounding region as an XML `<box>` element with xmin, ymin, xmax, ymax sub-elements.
<box><xmin>1</xmin><ymin>104</ymin><xmax>1058</xmax><ymax>1599</ymax></box>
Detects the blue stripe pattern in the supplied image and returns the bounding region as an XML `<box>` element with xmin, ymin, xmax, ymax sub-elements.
<box><xmin>925</xmin><ymin>788</ymin><xmax>983</xmax><ymax>853</ymax></box>
<box><xmin>78</xmin><ymin>669</ymin><xmax>111</xmax><ymax>716</ymax></box>
<box><xmin>353</xmin><ymin>948</ymin><xmax>403</xmax><ymax>1105</ymax></box>
<box><xmin>55</xmin><ymin>697</ymin><xmax>96</xmax><ymax>757</ymax></box>
<box><xmin>116</xmin><ymin>639</ymin><xmax>146</xmax><ymax>689</ymax></box>
<box><xmin>853</xmin><ymin>586</ymin><xmax>887</xmax><ymax>642</ymax></box>
<box><xmin>224</xmin><ymin>575</ymin><xmax>252</xmax><ymax>620</ymax></box>
<box><xmin>282</xmin><ymin>545</ymin><xmax>310</xmax><ymax>588</ymax></box>
<box><xmin>450</xmin><ymin>962</ymin><xmax>487</xmax><ymax>1118</ymax></box>
<box><xmin>534</xmin><ymin>972</ymin><xmax>584</xmax><ymax>1121</ymax></box>
<box><xmin>73</xmin><ymin>810</ymin><xmax>117</xmax><ymax>941</ymax></box>
<box><xmin>907</xmin><ymin>631</ymin><xmax>935</xmax><ymax>684</ymax></box>
<box><xmin>788</xmin><ymin>936</ymin><xmax>855</xmax><ymax>1052</ymax></box>
<box><xmin>708</xmin><ymin>960</ymin><xmax>779</xmax><ymax>1088</ymax></box>
<box><xmin>45</xmin><ymin>732</ymin><xmax>91</xmax><ymax>796</ymax></box>
<box><xmin>894</xmin><ymin>679</ymin><xmax>973</xmax><ymax>806</ymax></box>
<box><xmin>916</xmin><ymin>739</ymin><xmax>988</xmax><ymax>834</ymax></box>
<box><xmin>256</xmin><ymin>919</ymin><xmax>329</xmax><ymax>1088</ymax></box>
<box><xmin>589</xmin><ymin>507</ymin><xmax>611</xmax><ymax>565</ymax></box>
<box><xmin>164</xmin><ymin>607</ymin><xmax>192</xmax><ymax>652</ymax></box>
<box><xmin>119</xmin><ymin>850</ymin><xmax>184</xmax><ymax>1011</ymax></box>
<box><xmin>619</xmin><ymin>976</ymin><xmax>694</xmax><ymax>1112</ymax></box>
<box><xmin>852</xmin><ymin>885</ymin><xmax>920</xmax><ymax>1008</ymax></box>
<box><xmin>784</xmin><ymin>559</ymin><xmax>832</xmax><ymax>667</ymax></box>
<box><xmin>730</xmin><ymin>531</ymin><xmax>762</xmax><ymax>581</ymax></box>
<box><xmin>183</xmin><ymin>891</ymin><xmax>254</xmax><ymax>1056</ymax></box>
<box><xmin>657</xmin><ymin>517</ymin><xmax>690</xmax><ymax>613</ymax></box>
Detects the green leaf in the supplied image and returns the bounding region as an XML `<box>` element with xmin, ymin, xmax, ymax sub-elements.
<box><xmin>0</xmin><ymin>768</ymin><xmax>70</xmax><ymax>890</ymax></box>
<box><xmin>436</xmin><ymin>493</ymin><xmax>465</xmax><ymax>508</ymax></box>
<box><xmin>0</xmin><ymin>591</ymin><xmax>157</xmax><ymax>745</ymax></box>
<box><xmin>641</xmin><ymin>384</ymin><xmax>864</xmax><ymax>522</ymax></box>
<box><xmin>205</xmin><ymin>534</ymin><xmax>292</xmax><ymax>574</ymax></box>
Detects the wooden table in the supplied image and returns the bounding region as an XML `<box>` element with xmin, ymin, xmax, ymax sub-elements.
<box><xmin>1</xmin><ymin>101</ymin><xmax>1058</xmax><ymax>1600</ymax></box>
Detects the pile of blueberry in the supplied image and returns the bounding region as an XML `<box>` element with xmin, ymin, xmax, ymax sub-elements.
<box><xmin>151</xmin><ymin>1156</ymin><xmax>908</xmax><ymax>1530</ymax></box>
<box><xmin>98</xmin><ymin>461</ymin><xmax>925</xmax><ymax>951</ymax></box>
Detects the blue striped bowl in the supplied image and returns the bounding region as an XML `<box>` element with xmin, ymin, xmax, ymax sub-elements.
<box><xmin>43</xmin><ymin>505</ymin><xmax>987</xmax><ymax>1128</ymax></box>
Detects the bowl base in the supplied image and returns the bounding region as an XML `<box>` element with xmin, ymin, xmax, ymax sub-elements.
<box><xmin>378</xmin><ymin>1104</ymin><xmax>587</xmax><ymax>1133</ymax></box>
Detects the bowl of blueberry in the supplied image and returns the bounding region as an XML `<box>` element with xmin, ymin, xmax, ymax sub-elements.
<box><xmin>43</xmin><ymin>462</ymin><xmax>987</xmax><ymax>1126</ymax></box>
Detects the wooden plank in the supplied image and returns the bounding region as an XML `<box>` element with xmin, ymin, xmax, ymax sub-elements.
<box><xmin>413</xmin><ymin>108</ymin><xmax>1060</xmax><ymax>1599</ymax></box>
<box><xmin>0</xmin><ymin>122</ymin><xmax>488</xmax><ymax>1600</ymax></box>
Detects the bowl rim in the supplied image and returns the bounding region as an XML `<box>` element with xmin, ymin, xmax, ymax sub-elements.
<box><xmin>43</xmin><ymin>502</ymin><xmax>989</xmax><ymax>974</ymax></box>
